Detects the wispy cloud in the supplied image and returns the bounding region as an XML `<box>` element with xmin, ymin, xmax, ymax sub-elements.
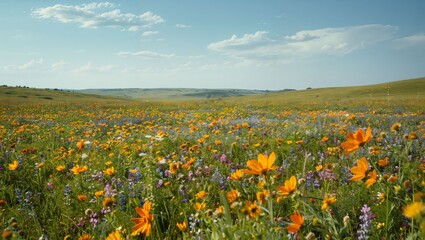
<box><xmin>51</xmin><ymin>60</ymin><xmax>66</xmax><ymax>71</ymax></box>
<box><xmin>32</xmin><ymin>2</ymin><xmax>164</xmax><ymax>30</ymax></box>
<box><xmin>72</xmin><ymin>63</ymin><xmax>115</xmax><ymax>73</ymax></box>
<box><xmin>4</xmin><ymin>58</ymin><xmax>44</xmax><ymax>70</ymax></box>
<box><xmin>117</xmin><ymin>51</ymin><xmax>174</xmax><ymax>58</ymax></box>
<box><xmin>393</xmin><ymin>34</ymin><xmax>425</xmax><ymax>49</ymax></box>
<box><xmin>208</xmin><ymin>24</ymin><xmax>398</xmax><ymax>63</ymax></box>
<box><xmin>176</xmin><ymin>24</ymin><xmax>191</xmax><ymax>28</ymax></box>
<box><xmin>142</xmin><ymin>31</ymin><xmax>159</xmax><ymax>37</ymax></box>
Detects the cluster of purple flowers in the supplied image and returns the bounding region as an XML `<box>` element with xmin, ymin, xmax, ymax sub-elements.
<box><xmin>357</xmin><ymin>204</ymin><xmax>375</xmax><ymax>240</ymax></box>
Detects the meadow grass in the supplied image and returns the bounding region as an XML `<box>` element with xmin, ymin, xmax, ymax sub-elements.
<box><xmin>0</xmin><ymin>78</ymin><xmax>425</xmax><ymax>239</ymax></box>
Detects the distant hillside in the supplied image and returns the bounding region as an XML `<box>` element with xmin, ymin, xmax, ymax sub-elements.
<box><xmin>77</xmin><ymin>88</ymin><xmax>275</xmax><ymax>100</ymax></box>
<box><xmin>225</xmin><ymin>77</ymin><xmax>425</xmax><ymax>107</ymax></box>
<box><xmin>0</xmin><ymin>86</ymin><xmax>128</xmax><ymax>105</ymax></box>
<box><xmin>2</xmin><ymin>77</ymin><xmax>424</xmax><ymax>107</ymax></box>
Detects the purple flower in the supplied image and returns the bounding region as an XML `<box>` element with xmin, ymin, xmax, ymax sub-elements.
<box><xmin>357</xmin><ymin>204</ymin><xmax>375</xmax><ymax>240</ymax></box>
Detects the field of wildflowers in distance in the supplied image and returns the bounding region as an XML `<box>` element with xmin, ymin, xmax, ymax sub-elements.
<box><xmin>0</xmin><ymin>101</ymin><xmax>424</xmax><ymax>239</ymax></box>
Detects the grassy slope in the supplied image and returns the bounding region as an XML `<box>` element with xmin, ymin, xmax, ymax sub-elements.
<box><xmin>225</xmin><ymin>77</ymin><xmax>425</xmax><ymax>106</ymax></box>
<box><xmin>0</xmin><ymin>86</ymin><xmax>130</xmax><ymax>105</ymax></box>
<box><xmin>1</xmin><ymin>77</ymin><xmax>424</xmax><ymax>106</ymax></box>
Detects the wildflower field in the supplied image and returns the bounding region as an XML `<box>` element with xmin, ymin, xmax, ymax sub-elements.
<box><xmin>0</xmin><ymin>101</ymin><xmax>424</xmax><ymax>239</ymax></box>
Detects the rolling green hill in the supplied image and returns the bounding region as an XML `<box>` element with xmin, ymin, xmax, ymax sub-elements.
<box><xmin>0</xmin><ymin>86</ymin><xmax>129</xmax><ymax>105</ymax></box>
<box><xmin>1</xmin><ymin>77</ymin><xmax>424</xmax><ymax>107</ymax></box>
<box><xmin>225</xmin><ymin>77</ymin><xmax>425</xmax><ymax>107</ymax></box>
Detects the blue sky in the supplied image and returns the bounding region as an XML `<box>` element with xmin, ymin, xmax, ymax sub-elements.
<box><xmin>1</xmin><ymin>1</ymin><xmax>425</xmax><ymax>90</ymax></box>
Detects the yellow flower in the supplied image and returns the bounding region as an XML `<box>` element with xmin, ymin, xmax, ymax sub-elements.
<box><xmin>76</xmin><ymin>140</ymin><xmax>85</xmax><ymax>150</ymax></box>
<box><xmin>170</xmin><ymin>162</ymin><xmax>180</xmax><ymax>174</ymax></box>
<box><xmin>278</xmin><ymin>176</ymin><xmax>297</xmax><ymax>197</ymax></box>
<box><xmin>230</xmin><ymin>169</ymin><xmax>244</xmax><ymax>180</ymax></box>
<box><xmin>404</xmin><ymin>202</ymin><xmax>424</xmax><ymax>219</ymax></box>
<box><xmin>242</xmin><ymin>152</ymin><xmax>278</xmax><ymax>175</ymax></box>
<box><xmin>105</xmin><ymin>230</ymin><xmax>121</xmax><ymax>240</ymax></box>
<box><xmin>315</xmin><ymin>164</ymin><xmax>323</xmax><ymax>171</ymax></box>
<box><xmin>95</xmin><ymin>190</ymin><xmax>104</xmax><ymax>197</ymax></box>
<box><xmin>131</xmin><ymin>201</ymin><xmax>154</xmax><ymax>236</ymax></box>
<box><xmin>56</xmin><ymin>165</ymin><xmax>66</xmax><ymax>172</ymax></box>
<box><xmin>256</xmin><ymin>190</ymin><xmax>269</xmax><ymax>204</ymax></box>
<box><xmin>194</xmin><ymin>202</ymin><xmax>206</xmax><ymax>211</ymax></box>
<box><xmin>321</xmin><ymin>196</ymin><xmax>336</xmax><ymax>211</ymax></box>
<box><xmin>391</xmin><ymin>123</ymin><xmax>401</xmax><ymax>132</ymax></box>
<box><xmin>103</xmin><ymin>166</ymin><xmax>115</xmax><ymax>176</ymax></box>
<box><xmin>195</xmin><ymin>191</ymin><xmax>207</xmax><ymax>200</ymax></box>
<box><xmin>176</xmin><ymin>221</ymin><xmax>187</xmax><ymax>231</ymax></box>
<box><xmin>78</xmin><ymin>234</ymin><xmax>92</xmax><ymax>240</ymax></box>
<box><xmin>226</xmin><ymin>189</ymin><xmax>239</xmax><ymax>203</ymax></box>
<box><xmin>71</xmin><ymin>165</ymin><xmax>88</xmax><ymax>175</ymax></box>
<box><xmin>103</xmin><ymin>197</ymin><xmax>115</xmax><ymax>208</ymax></box>
<box><xmin>243</xmin><ymin>200</ymin><xmax>261</xmax><ymax>218</ymax></box>
<box><xmin>9</xmin><ymin>160</ymin><xmax>19</xmax><ymax>171</ymax></box>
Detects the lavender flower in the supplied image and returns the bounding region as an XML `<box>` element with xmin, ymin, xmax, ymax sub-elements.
<box><xmin>357</xmin><ymin>204</ymin><xmax>375</xmax><ymax>240</ymax></box>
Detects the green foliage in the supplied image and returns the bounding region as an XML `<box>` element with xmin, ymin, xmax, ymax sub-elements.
<box><xmin>0</xmin><ymin>92</ymin><xmax>424</xmax><ymax>239</ymax></box>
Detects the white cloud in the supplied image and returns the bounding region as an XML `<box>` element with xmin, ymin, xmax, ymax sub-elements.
<box><xmin>172</xmin><ymin>61</ymin><xmax>193</xmax><ymax>71</ymax></box>
<box><xmin>4</xmin><ymin>59</ymin><xmax>44</xmax><ymax>70</ymax></box>
<box><xmin>208</xmin><ymin>24</ymin><xmax>398</xmax><ymax>63</ymax></box>
<box><xmin>51</xmin><ymin>60</ymin><xmax>66</xmax><ymax>71</ymax></box>
<box><xmin>117</xmin><ymin>51</ymin><xmax>174</xmax><ymax>58</ymax></box>
<box><xmin>142</xmin><ymin>31</ymin><xmax>159</xmax><ymax>37</ymax></box>
<box><xmin>208</xmin><ymin>31</ymin><xmax>270</xmax><ymax>52</ymax></box>
<box><xmin>176</xmin><ymin>24</ymin><xmax>191</xmax><ymax>28</ymax></box>
<box><xmin>393</xmin><ymin>34</ymin><xmax>425</xmax><ymax>49</ymax></box>
<box><xmin>72</xmin><ymin>63</ymin><xmax>115</xmax><ymax>73</ymax></box>
<box><xmin>32</xmin><ymin>2</ymin><xmax>164</xmax><ymax>31</ymax></box>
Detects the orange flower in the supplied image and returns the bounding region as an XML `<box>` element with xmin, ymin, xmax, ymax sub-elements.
<box><xmin>242</xmin><ymin>152</ymin><xmax>278</xmax><ymax>175</ymax></box>
<box><xmin>105</xmin><ymin>230</ymin><xmax>121</xmax><ymax>240</ymax></box>
<box><xmin>288</xmin><ymin>211</ymin><xmax>304</xmax><ymax>234</ymax></box>
<box><xmin>176</xmin><ymin>221</ymin><xmax>187</xmax><ymax>231</ymax></box>
<box><xmin>76</xmin><ymin>140</ymin><xmax>85</xmax><ymax>150</ymax></box>
<box><xmin>366</xmin><ymin>170</ymin><xmax>377</xmax><ymax>188</ymax></box>
<box><xmin>350</xmin><ymin>157</ymin><xmax>369</xmax><ymax>181</ymax></box>
<box><xmin>378</xmin><ymin>157</ymin><xmax>389</xmax><ymax>167</ymax></box>
<box><xmin>77</xmin><ymin>194</ymin><xmax>87</xmax><ymax>201</ymax></box>
<box><xmin>226</xmin><ymin>189</ymin><xmax>239</xmax><ymax>203</ymax></box>
<box><xmin>341</xmin><ymin>127</ymin><xmax>372</xmax><ymax>153</ymax></box>
<box><xmin>230</xmin><ymin>169</ymin><xmax>244</xmax><ymax>180</ymax></box>
<box><xmin>278</xmin><ymin>176</ymin><xmax>297</xmax><ymax>197</ymax></box>
<box><xmin>243</xmin><ymin>200</ymin><xmax>262</xmax><ymax>218</ymax></box>
<box><xmin>131</xmin><ymin>201</ymin><xmax>154</xmax><ymax>236</ymax></box>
